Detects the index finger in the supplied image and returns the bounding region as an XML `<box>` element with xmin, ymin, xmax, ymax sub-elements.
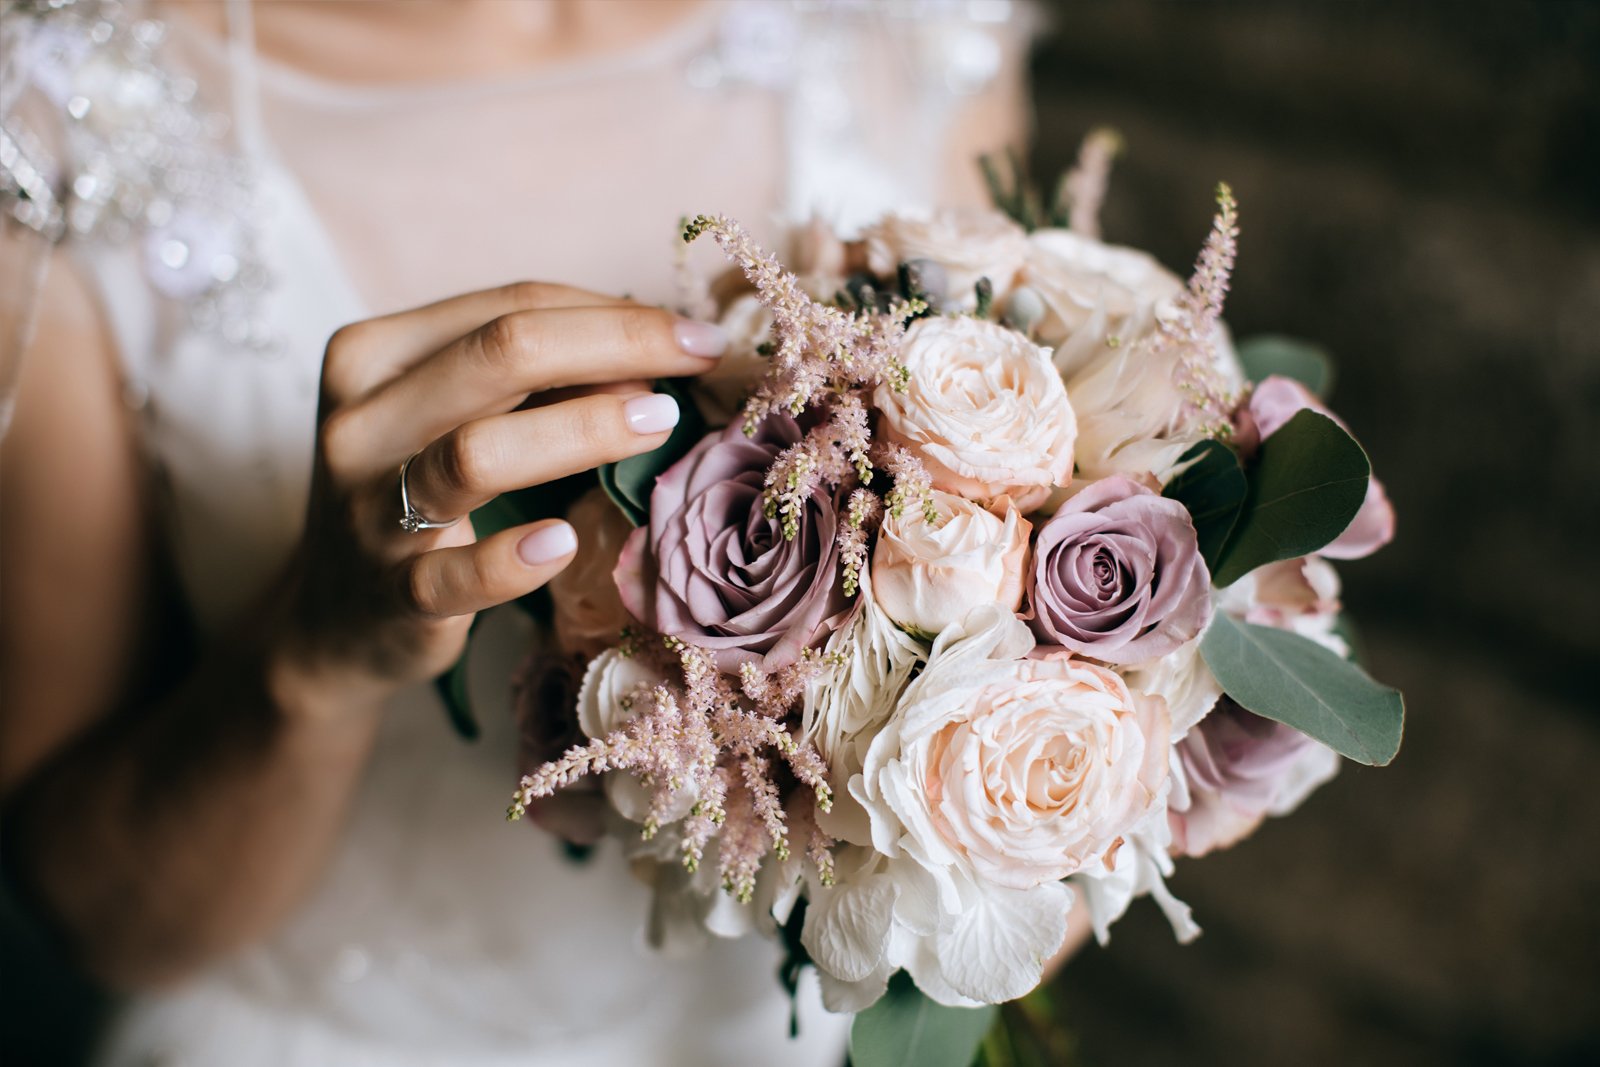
<box><xmin>324</xmin><ymin>281</ymin><xmax>634</xmax><ymax>400</ymax></box>
<box><xmin>343</xmin><ymin>305</ymin><xmax>728</xmax><ymax>472</ymax></box>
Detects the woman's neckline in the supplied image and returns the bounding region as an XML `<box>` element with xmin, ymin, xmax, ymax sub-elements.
<box><xmin>161</xmin><ymin>1</ymin><xmax>727</xmax><ymax>111</ymax></box>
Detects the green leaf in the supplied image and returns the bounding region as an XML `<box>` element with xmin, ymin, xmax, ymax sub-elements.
<box><xmin>434</xmin><ymin>648</ymin><xmax>479</xmax><ymax>741</ymax></box>
<box><xmin>469</xmin><ymin>492</ymin><xmax>535</xmax><ymax>541</ymax></box>
<box><xmin>851</xmin><ymin>972</ymin><xmax>998</xmax><ymax>1067</ymax></box>
<box><xmin>1163</xmin><ymin>439</ymin><xmax>1247</xmax><ymax>571</ymax></box>
<box><xmin>1210</xmin><ymin>410</ymin><xmax>1369</xmax><ymax>587</ymax></box>
<box><xmin>1237</xmin><ymin>335</ymin><xmax>1334</xmax><ymax>398</ymax></box>
<box><xmin>1200</xmin><ymin>612</ymin><xmax>1404</xmax><ymax>766</ymax></box>
<box><xmin>599</xmin><ymin>379</ymin><xmax>707</xmax><ymax>527</ymax></box>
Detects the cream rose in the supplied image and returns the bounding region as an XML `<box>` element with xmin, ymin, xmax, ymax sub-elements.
<box><xmin>871</xmin><ymin>491</ymin><xmax>1031</xmax><ymax>638</ymax></box>
<box><xmin>860</xmin><ymin>607</ymin><xmax>1170</xmax><ymax>892</ymax></box>
<box><xmin>874</xmin><ymin>317</ymin><xmax>1076</xmax><ymax>511</ymax></box>
<box><xmin>865</xmin><ymin>208</ymin><xmax>1029</xmax><ymax>309</ymax></box>
<box><xmin>548</xmin><ymin>488</ymin><xmax>635</xmax><ymax>660</ymax></box>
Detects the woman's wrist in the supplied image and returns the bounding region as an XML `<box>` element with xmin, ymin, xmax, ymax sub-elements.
<box><xmin>258</xmin><ymin>624</ymin><xmax>394</xmax><ymax>732</ymax></box>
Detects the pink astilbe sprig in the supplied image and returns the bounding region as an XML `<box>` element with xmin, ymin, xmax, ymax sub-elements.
<box><xmin>1155</xmin><ymin>182</ymin><xmax>1243</xmax><ymax>436</ymax></box>
<box><xmin>1060</xmin><ymin>126</ymin><xmax>1123</xmax><ymax>240</ymax></box>
<box><xmin>790</xmin><ymin>789</ymin><xmax>838</xmax><ymax>889</ymax></box>
<box><xmin>511</xmin><ymin>631</ymin><xmax>838</xmax><ymax>903</ymax></box>
<box><xmin>683</xmin><ymin>215</ymin><xmax>923</xmax><ymax>544</ymax></box>
<box><xmin>837</xmin><ymin>487</ymin><xmax>882</xmax><ymax>598</ymax></box>
<box><xmin>877</xmin><ymin>443</ymin><xmax>940</xmax><ymax>527</ymax></box>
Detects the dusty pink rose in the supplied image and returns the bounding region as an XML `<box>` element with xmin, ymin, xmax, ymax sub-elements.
<box><xmin>871</xmin><ymin>491</ymin><xmax>1031</xmax><ymax>637</ymax></box>
<box><xmin>1025</xmin><ymin>476</ymin><xmax>1212</xmax><ymax>665</ymax></box>
<box><xmin>548</xmin><ymin>488</ymin><xmax>634</xmax><ymax>660</ymax></box>
<box><xmin>1247</xmin><ymin>375</ymin><xmax>1395</xmax><ymax>559</ymax></box>
<box><xmin>1169</xmin><ymin>700</ymin><xmax>1339</xmax><ymax>857</ymax></box>
<box><xmin>614</xmin><ymin>415</ymin><xmax>848</xmax><ymax>673</ymax></box>
<box><xmin>873</xmin><ymin>316</ymin><xmax>1076</xmax><ymax>512</ymax></box>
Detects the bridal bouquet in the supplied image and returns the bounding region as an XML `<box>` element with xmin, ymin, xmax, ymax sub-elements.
<box><xmin>466</xmin><ymin>138</ymin><xmax>1404</xmax><ymax>1064</ymax></box>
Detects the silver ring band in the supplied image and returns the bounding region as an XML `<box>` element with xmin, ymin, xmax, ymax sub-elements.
<box><xmin>397</xmin><ymin>452</ymin><xmax>461</xmax><ymax>533</ymax></box>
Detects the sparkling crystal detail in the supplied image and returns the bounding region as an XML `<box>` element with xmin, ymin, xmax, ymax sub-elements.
<box><xmin>1</xmin><ymin>0</ymin><xmax>279</xmax><ymax>353</ymax></box>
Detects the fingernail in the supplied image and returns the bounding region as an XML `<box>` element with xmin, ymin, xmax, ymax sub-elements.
<box><xmin>624</xmin><ymin>393</ymin><xmax>680</xmax><ymax>435</ymax></box>
<box><xmin>518</xmin><ymin>522</ymin><xmax>578</xmax><ymax>566</ymax></box>
<box><xmin>673</xmin><ymin>318</ymin><xmax>729</xmax><ymax>358</ymax></box>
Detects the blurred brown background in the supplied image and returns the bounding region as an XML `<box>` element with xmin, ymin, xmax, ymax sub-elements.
<box><xmin>1030</xmin><ymin>1</ymin><xmax>1600</xmax><ymax>1064</ymax></box>
<box><xmin>5</xmin><ymin>1</ymin><xmax>1598</xmax><ymax>1064</ymax></box>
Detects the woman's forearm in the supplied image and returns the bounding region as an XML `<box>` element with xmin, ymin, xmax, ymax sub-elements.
<box><xmin>4</xmin><ymin>634</ymin><xmax>386</xmax><ymax>990</ymax></box>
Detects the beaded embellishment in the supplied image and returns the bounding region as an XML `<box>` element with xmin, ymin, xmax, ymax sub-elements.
<box><xmin>0</xmin><ymin>0</ymin><xmax>277</xmax><ymax>353</ymax></box>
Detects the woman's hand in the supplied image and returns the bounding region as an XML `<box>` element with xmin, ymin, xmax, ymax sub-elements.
<box><xmin>275</xmin><ymin>281</ymin><xmax>727</xmax><ymax>710</ymax></box>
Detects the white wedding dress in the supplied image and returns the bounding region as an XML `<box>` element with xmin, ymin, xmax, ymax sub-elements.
<box><xmin>0</xmin><ymin>2</ymin><xmax>1031</xmax><ymax>1064</ymax></box>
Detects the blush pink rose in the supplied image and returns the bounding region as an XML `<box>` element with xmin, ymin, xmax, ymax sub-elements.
<box><xmin>548</xmin><ymin>488</ymin><xmax>634</xmax><ymax>660</ymax></box>
<box><xmin>1247</xmin><ymin>375</ymin><xmax>1395</xmax><ymax>559</ymax></box>
<box><xmin>873</xmin><ymin>317</ymin><xmax>1076</xmax><ymax>512</ymax></box>
<box><xmin>871</xmin><ymin>491</ymin><xmax>1031</xmax><ymax>637</ymax></box>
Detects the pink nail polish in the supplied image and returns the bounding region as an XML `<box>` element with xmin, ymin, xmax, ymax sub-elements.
<box><xmin>624</xmin><ymin>393</ymin><xmax>680</xmax><ymax>435</ymax></box>
<box><xmin>518</xmin><ymin>522</ymin><xmax>577</xmax><ymax>566</ymax></box>
<box><xmin>673</xmin><ymin>318</ymin><xmax>729</xmax><ymax>358</ymax></box>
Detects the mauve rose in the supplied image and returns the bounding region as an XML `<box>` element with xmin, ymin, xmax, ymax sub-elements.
<box><xmin>1026</xmin><ymin>475</ymin><xmax>1211</xmax><ymax>665</ymax></box>
<box><xmin>614</xmin><ymin>415</ymin><xmax>848</xmax><ymax>673</ymax></box>
<box><xmin>1169</xmin><ymin>700</ymin><xmax>1339</xmax><ymax>857</ymax></box>
<box><xmin>1247</xmin><ymin>375</ymin><xmax>1395</xmax><ymax>559</ymax></box>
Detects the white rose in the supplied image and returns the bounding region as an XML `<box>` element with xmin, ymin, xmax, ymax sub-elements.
<box><xmin>574</xmin><ymin>649</ymin><xmax>694</xmax><ymax>826</ymax></box>
<box><xmin>1023</xmin><ymin>228</ymin><xmax>1185</xmax><ymax>362</ymax></box>
<box><xmin>871</xmin><ymin>491</ymin><xmax>1031</xmax><ymax>638</ymax></box>
<box><xmin>861</xmin><ymin>607</ymin><xmax>1170</xmax><ymax>893</ymax></box>
<box><xmin>1059</xmin><ymin>316</ymin><xmax>1245</xmax><ymax>482</ymax></box>
<box><xmin>874</xmin><ymin>317</ymin><xmax>1076</xmax><ymax>511</ymax></box>
<box><xmin>1122</xmin><ymin>634</ymin><xmax>1223</xmax><ymax>739</ymax></box>
<box><xmin>864</xmin><ymin>208</ymin><xmax>1029</xmax><ymax>309</ymax></box>
<box><xmin>549</xmin><ymin>489</ymin><xmax>635</xmax><ymax>659</ymax></box>
<box><xmin>1021</xmin><ymin>229</ymin><xmax>1246</xmax><ymax>482</ymax></box>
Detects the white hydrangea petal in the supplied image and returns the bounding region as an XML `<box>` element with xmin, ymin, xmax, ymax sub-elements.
<box><xmin>816</xmin><ymin>958</ymin><xmax>895</xmax><ymax>1015</ymax></box>
<box><xmin>703</xmin><ymin>886</ymin><xmax>756</xmax><ymax>940</ymax></box>
<box><xmin>1073</xmin><ymin>810</ymin><xmax>1198</xmax><ymax>945</ymax></box>
<box><xmin>802</xmin><ymin>874</ymin><xmax>899</xmax><ymax>984</ymax></box>
<box><xmin>890</xmin><ymin>925</ymin><xmax>985</xmax><ymax>1009</ymax></box>
<box><xmin>931</xmin><ymin>881</ymin><xmax>1072</xmax><ymax>1004</ymax></box>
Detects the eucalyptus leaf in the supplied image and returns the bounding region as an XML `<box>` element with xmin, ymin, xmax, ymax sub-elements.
<box><xmin>1237</xmin><ymin>335</ymin><xmax>1335</xmax><ymax>397</ymax></box>
<box><xmin>1200</xmin><ymin>612</ymin><xmax>1404</xmax><ymax>766</ymax></box>
<box><xmin>851</xmin><ymin>973</ymin><xmax>997</xmax><ymax>1067</ymax></box>
<box><xmin>1163</xmin><ymin>439</ymin><xmax>1247</xmax><ymax>571</ymax></box>
<box><xmin>1210</xmin><ymin>410</ymin><xmax>1369</xmax><ymax>587</ymax></box>
<box><xmin>599</xmin><ymin>379</ymin><xmax>706</xmax><ymax>527</ymax></box>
